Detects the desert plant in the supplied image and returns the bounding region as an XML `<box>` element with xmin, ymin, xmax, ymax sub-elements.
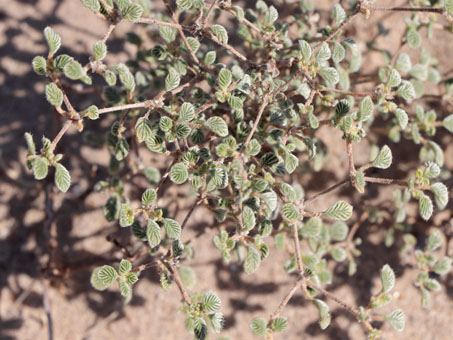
<box><xmin>26</xmin><ymin>0</ymin><xmax>453</xmax><ymax>339</ymax></box>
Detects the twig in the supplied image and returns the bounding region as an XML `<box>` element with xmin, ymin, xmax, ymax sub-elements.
<box><xmin>268</xmin><ymin>279</ymin><xmax>303</xmax><ymax>322</ymax></box>
<box><xmin>42</xmin><ymin>280</ymin><xmax>54</xmax><ymax>340</ymax></box>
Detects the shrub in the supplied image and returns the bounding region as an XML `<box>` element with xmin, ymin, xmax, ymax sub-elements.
<box><xmin>27</xmin><ymin>0</ymin><xmax>453</xmax><ymax>339</ymax></box>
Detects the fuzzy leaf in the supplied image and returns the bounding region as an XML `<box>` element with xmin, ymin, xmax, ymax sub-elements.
<box><xmin>329</xmin><ymin>221</ymin><xmax>348</xmax><ymax>241</ymax></box>
<box><xmin>54</xmin><ymin>163</ymin><xmax>71</xmax><ymax>192</ymax></box>
<box><xmin>430</xmin><ymin>182</ymin><xmax>448</xmax><ymax>209</ymax></box>
<box><xmin>418</xmin><ymin>194</ymin><xmax>433</xmax><ymax>221</ymax></box>
<box><xmin>242</xmin><ymin>206</ymin><xmax>256</xmax><ymax>231</ymax></box>
<box><xmin>298</xmin><ymin>40</ymin><xmax>311</xmax><ymax>62</ymax></box>
<box><xmin>202</xmin><ymin>291</ymin><xmax>221</xmax><ymax>314</ymax></box>
<box><xmin>426</xmin><ymin>230</ymin><xmax>442</xmax><ymax>252</ymax></box>
<box><xmin>204</xmin><ymin>51</ymin><xmax>216</xmax><ymax>65</ymax></box>
<box><xmin>250</xmin><ymin>317</ymin><xmax>267</xmax><ymax>336</ymax></box>
<box><xmin>93</xmin><ymin>40</ymin><xmax>107</xmax><ymax>61</ymax></box>
<box><xmin>141</xmin><ymin>188</ymin><xmax>157</xmax><ymax>206</ymax></box>
<box><xmin>122</xmin><ymin>3</ymin><xmax>143</xmax><ymax>22</ymax></box>
<box><xmin>358</xmin><ymin>96</ymin><xmax>374</xmax><ymax>122</ymax></box>
<box><xmin>244</xmin><ymin>246</ymin><xmax>261</xmax><ymax>274</ymax></box>
<box><xmin>146</xmin><ymin>219</ymin><xmax>161</xmax><ymax>248</ymax></box>
<box><xmin>270</xmin><ymin>317</ymin><xmax>288</xmax><ymax>332</ymax></box>
<box><xmin>372</xmin><ymin>145</ymin><xmax>392</xmax><ymax>169</ymax></box>
<box><xmin>394</xmin><ymin>108</ymin><xmax>408</xmax><ymax>130</ymax></box>
<box><xmin>44</xmin><ymin>26</ymin><xmax>61</xmax><ymax>56</ymax></box>
<box><xmin>33</xmin><ymin>157</ymin><xmax>49</xmax><ymax>180</ymax></box>
<box><xmin>45</xmin><ymin>83</ymin><xmax>63</xmax><ymax>107</ymax></box>
<box><xmin>206</xmin><ymin>116</ymin><xmax>228</xmax><ymax>137</ymax></box>
<box><xmin>135</xmin><ymin>117</ymin><xmax>153</xmax><ymax>143</ymax></box>
<box><xmin>218</xmin><ymin>68</ymin><xmax>232</xmax><ymax>90</ymax></box>
<box><xmin>98</xmin><ymin>265</ymin><xmax>118</xmax><ymax>285</ymax></box>
<box><xmin>433</xmin><ymin>257</ymin><xmax>452</xmax><ymax>275</ymax></box>
<box><xmin>385</xmin><ymin>309</ymin><xmax>405</xmax><ymax>332</ymax></box>
<box><xmin>118</xmin><ymin>259</ymin><xmax>132</xmax><ymax>275</ymax></box>
<box><xmin>380</xmin><ymin>264</ymin><xmax>395</xmax><ymax>293</ymax></box>
<box><xmin>210</xmin><ymin>24</ymin><xmax>228</xmax><ymax>44</ymax></box>
<box><xmin>324</xmin><ymin>200</ymin><xmax>352</xmax><ymax>220</ymax></box>
<box><xmin>282</xmin><ymin>203</ymin><xmax>300</xmax><ymax>221</ymax></box>
<box><xmin>90</xmin><ymin>266</ymin><xmax>110</xmax><ymax>290</ymax></box>
<box><xmin>81</xmin><ymin>0</ymin><xmax>101</xmax><ymax>13</ymax></box>
<box><xmin>64</xmin><ymin>60</ymin><xmax>84</xmax><ymax>80</ymax></box>
<box><xmin>165</xmin><ymin>69</ymin><xmax>181</xmax><ymax>91</ymax></box>
<box><xmin>170</xmin><ymin>162</ymin><xmax>189</xmax><ymax>184</ymax></box>
<box><xmin>314</xmin><ymin>299</ymin><xmax>331</xmax><ymax>330</ymax></box>
<box><xmin>32</xmin><ymin>56</ymin><xmax>47</xmax><ymax>75</ymax></box>
<box><xmin>442</xmin><ymin>114</ymin><xmax>453</xmax><ymax>132</ymax></box>
<box><xmin>178</xmin><ymin>102</ymin><xmax>195</xmax><ymax>122</ymax></box>
<box><xmin>163</xmin><ymin>218</ymin><xmax>181</xmax><ymax>239</ymax></box>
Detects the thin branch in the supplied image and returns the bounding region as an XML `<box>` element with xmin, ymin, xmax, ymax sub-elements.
<box><xmin>201</xmin><ymin>0</ymin><xmax>218</xmax><ymax>29</ymax></box>
<box><xmin>49</xmin><ymin>120</ymin><xmax>72</xmax><ymax>154</ymax></box>
<box><xmin>363</xmin><ymin>176</ymin><xmax>408</xmax><ymax>187</ymax></box>
<box><xmin>135</xmin><ymin>17</ymin><xmax>182</xmax><ymax>28</ymax></box>
<box><xmin>131</xmin><ymin>261</ymin><xmax>159</xmax><ymax>273</ymax></box>
<box><xmin>268</xmin><ymin>279</ymin><xmax>303</xmax><ymax>322</ymax></box>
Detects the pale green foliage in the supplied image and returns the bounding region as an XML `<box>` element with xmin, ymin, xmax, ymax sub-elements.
<box><xmin>55</xmin><ymin>163</ymin><xmax>71</xmax><ymax>192</ymax></box>
<box><xmin>324</xmin><ymin>200</ymin><xmax>353</xmax><ymax>221</ymax></box>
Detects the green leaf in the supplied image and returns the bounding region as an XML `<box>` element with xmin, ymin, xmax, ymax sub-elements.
<box><xmin>315</xmin><ymin>42</ymin><xmax>331</xmax><ymax>62</ymax></box>
<box><xmin>385</xmin><ymin>309</ymin><xmax>405</xmax><ymax>332</ymax></box>
<box><xmin>64</xmin><ymin>60</ymin><xmax>84</xmax><ymax>80</ymax></box>
<box><xmin>135</xmin><ymin>117</ymin><xmax>153</xmax><ymax>143</ymax></box>
<box><xmin>284</xmin><ymin>153</ymin><xmax>298</xmax><ymax>174</ymax></box>
<box><xmin>165</xmin><ymin>68</ymin><xmax>181</xmax><ymax>91</ymax></box>
<box><xmin>98</xmin><ymin>265</ymin><xmax>118</xmax><ymax>285</ymax></box>
<box><xmin>394</xmin><ymin>108</ymin><xmax>408</xmax><ymax>130</ymax></box>
<box><xmin>320</xmin><ymin>67</ymin><xmax>339</xmax><ymax>85</ymax></box>
<box><xmin>331</xmin><ymin>4</ymin><xmax>346</xmax><ymax>26</ymax></box>
<box><xmin>81</xmin><ymin>0</ymin><xmax>101</xmax><ymax>13</ymax></box>
<box><xmin>387</xmin><ymin>69</ymin><xmax>401</xmax><ymax>88</ymax></box>
<box><xmin>93</xmin><ymin>40</ymin><xmax>107</xmax><ymax>61</ymax></box>
<box><xmin>433</xmin><ymin>256</ymin><xmax>452</xmax><ymax>275</ymax></box>
<box><xmin>119</xmin><ymin>204</ymin><xmax>134</xmax><ymax>227</ymax></box>
<box><xmin>425</xmin><ymin>278</ymin><xmax>441</xmax><ymax>291</ymax></box>
<box><xmin>397</xmin><ymin>80</ymin><xmax>416</xmax><ymax>103</ymax></box>
<box><xmin>442</xmin><ymin>114</ymin><xmax>453</xmax><ymax>132</ymax></box>
<box><xmin>176</xmin><ymin>0</ymin><xmax>192</xmax><ymax>11</ymax></box>
<box><xmin>32</xmin><ymin>56</ymin><xmax>47</xmax><ymax>75</ymax></box>
<box><xmin>175</xmin><ymin>124</ymin><xmax>191</xmax><ymax>139</ymax></box>
<box><xmin>210</xmin><ymin>312</ymin><xmax>224</xmax><ymax>333</ymax></box>
<box><xmin>210</xmin><ymin>24</ymin><xmax>228</xmax><ymax>44</ymax></box>
<box><xmin>117</xmin><ymin>64</ymin><xmax>135</xmax><ymax>91</ymax></box>
<box><xmin>178</xmin><ymin>265</ymin><xmax>196</xmax><ymax>289</ymax></box>
<box><xmin>122</xmin><ymin>3</ymin><xmax>143</xmax><ymax>22</ymax></box>
<box><xmin>118</xmin><ymin>280</ymin><xmax>131</xmax><ymax>297</ymax></box>
<box><xmin>45</xmin><ymin>83</ymin><xmax>63</xmax><ymax>107</ymax></box>
<box><xmin>418</xmin><ymin>194</ymin><xmax>433</xmax><ymax>221</ymax></box>
<box><xmin>163</xmin><ymin>218</ymin><xmax>181</xmax><ymax>239</ymax></box>
<box><xmin>83</xmin><ymin>105</ymin><xmax>99</xmax><ymax>120</ymax></box>
<box><xmin>206</xmin><ymin>116</ymin><xmax>228</xmax><ymax>137</ymax></box>
<box><xmin>331</xmin><ymin>247</ymin><xmax>347</xmax><ymax>262</ymax></box>
<box><xmin>115</xmin><ymin>138</ymin><xmax>129</xmax><ymax>160</ymax></box>
<box><xmin>159</xmin><ymin>25</ymin><xmax>177</xmax><ymax>43</ymax></box>
<box><xmin>141</xmin><ymin>188</ymin><xmax>157</xmax><ymax>206</ymax></box>
<box><xmin>332</xmin><ymin>42</ymin><xmax>345</xmax><ymax>64</ymax></box>
<box><xmin>242</xmin><ymin>206</ymin><xmax>256</xmax><ymax>231</ymax></box>
<box><xmin>372</xmin><ymin>145</ymin><xmax>392</xmax><ymax>169</ymax></box>
<box><xmin>270</xmin><ymin>317</ymin><xmax>288</xmax><ymax>332</ymax></box>
<box><xmin>301</xmin><ymin>217</ymin><xmax>322</xmax><ymax>238</ymax></box>
<box><xmin>146</xmin><ymin>219</ymin><xmax>161</xmax><ymax>248</ymax></box>
<box><xmin>358</xmin><ymin>96</ymin><xmax>374</xmax><ymax>122</ymax></box>
<box><xmin>118</xmin><ymin>259</ymin><xmax>132</xmax><ymax>275</ymax></box>
<box><xmin>202</xmin><ymin>291</ymin><xmax>221</xmax><ymax>314</ymax></box>
<box><xmin>178</xmin><ymin>102</ymin><xmax>195</xmax><ymax>122</ymax></box>
<box><xmin>170</xmin><ymin>162</ymin><xmax>189</xmax><ymax>184</ymax></box>
<box><xmin>324</xmin><ymin>200</ymin><xmax>353</xmax><ymax>220</ymax></box>
<box><xmin>426</xmin><ymin>230</ymin><xmax>442</xmax><ymax>252</ymax></box>
<box><xmin>250</xmin><ymin>317</ymin><xmax>267</xmax><ymax>336</ymax></box>
<box><xmin>282</xmin><ymin>203</ymin><xmax>300</xmax><ymax>221</ymax></box>
<box><xmin>90</xmin><ymin>266</ymin><xmax>110</xmax><ymax>290</ymax></box>
<box><xmin>204</xmin><ymin>51</ymin><xmax>216</xmax><ymax>65</ymax></box>
<box><xmin>425</xmin><ymin>162</ymin><xmax>440</xmax><ymax>179</ymax></box>
<box><xmin>159</xmin><ymin>116</ymin><xmax>173</xmax><ymax>132</ymax></box>
<box><xmin>430</xmin><ymin>182</ymin><xmax>448</xmax><ymax>209</ymax></box>
<box><xmin>244</xmin><ymin>246</ymin><xmax>261</xmax><ymax>274</ymax></box>
<box><xmin>260</xmin><ymin>152</ymin><xmax>279</xmax><ymax>167</ymax></box>
<box><xmin>53</xmin><ymin>54</ymin><xmax>74</xmax><ymax>71</ymax></box>
<box><xmin>246</xmin><ymin>139</ymin><xmax>261</xmax><ymax>156</ymax></box>
<box><xmin>218</xmin><ymin>68</ymin><xmax>232</xmax><ymax>90</ymax></box>
<box><xmin>24</xmin><ymin>132</ymin><xmax>36</xmax><ymax>155</ymax></box>
<box><xmin>33</xmin><ymin>157</ymin><xmax>49</xmax><ymax>180</ymax></box>
<box><xmin>407</xmin><ymin>29</ymin><xmax>421</xmax><ymax>49</ymax></box>
<box><xmin>44</xmin><ymin>26</ymin><xmax>61</xmax><ymax>56</ymax></box>
<box><xmin>263</xmin><ymin>5</ymin><xmax>278</xmax><ymax>26</ymax></box>
<box><xmin>185</xmin><ymin>37</ymin><xmax>200</xmax><ymax>53</ymax></box>
<box><xmin>395</xmin><ymin>53</ymin><xmax>412</xmax><ymax>73</ymax></box>
<box><xmin>314</xmin><ymin>299</ymin><xmax>331</xmax><ymax>330</ymax></box>
<box><xmin>380</xmin><ymin>264</ymin><xmax>395</xmax><ymax>293</ymax></box>
<box><xmin>54</xmin><ymin>163</ymin><xmax>71</xmax><ymax>192</ymax></box>
<box><xmin>329</xmin><ymin>221</ymin><xmax>348</xmax><ymax>241</ymax></box>
<box><xmin>298</xmin><ymin>40</ymin><xmax>311</xmax><ymax>62</ymax></box>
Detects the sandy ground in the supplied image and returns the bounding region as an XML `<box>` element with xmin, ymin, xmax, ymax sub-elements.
<box><xmin>1</xmin><ymin>1</ymin><xmax>453</xmax><ymax>340</ymax></box>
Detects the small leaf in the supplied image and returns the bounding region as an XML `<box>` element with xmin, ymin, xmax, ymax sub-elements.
<box><xmin>284</xmin><ymin>153</ymin><xmax>298</xmax><ymax>174</ymax></box>
<box><xmin>329</xmin><ymin>221</ymin><xmax>348</xmax><ymax>241</ymax></box>
<box><xmin>32</xmin><ymin>56</ymin><xmax>47</xmax><ymax>75</ymax></box>
<box><xmin>396</xmin><ymin>53</ymin><xmax>412</xmax><ymax>73</ymax></box>
<box><xmin>218</xmin><ymin>68</ymin><xmax>232</xmax><ymax>90</ymax></box>
<box><xmin>407</xmin><ymin>29</ymin><xmax>421</xmax><ymax>49</ymax></box>
<box><xmin>315</xmin><ymin>42</ymin><xmax>331</xmax><ymax>62</ymax></box>
<box><xmin>146</xmin><ymin>219</ymin><xmax>161</xmax><ymax>248</ymax></box>
<box><xmin>141</xmin><ymin>188</ymin><xmax>157</xmax><ymax>206</ymax></box>
<box><xmin>118</xmin><ymin>259</ymin><xmax>132</xmax><ymax>275</ymax></box>
<box><xmin>426</xmin><ymin>230</ymin><xmax>442</xmax><ymax>252</ymax></box>
<box><xmin>324</xmin><ymin>200</ymin><xmax>353</xmax><ymax>221</ymax></box>
<box><xmin>170</xmin><ymin>162</ymin><xmax>189</xmax><ymax>184</ymax></box>
<box><xmin>418</xmin><ymin>194</ymin><xmax>433</xmax><ymax>221</ymax></box>
<box><xmin>44</xmin><ymin>26</ymin><xmax>61</xmax><ymax>56</ymax></box>
<box><xmin>45</xmin><ymin>83</ymin><xmax>63</xmax><ymax>107</ymax></box>
<box><xmin>118</xmin><ymin>280</ymin><xmax>131</xmax><ymax>297</ymax></box>
<box><xmin>320</xmin><ymin>67</ymin><xmax>339</xmax><ymax>85</ymax></box>
<box><xmin>202</xmin><ymin>291</ymin><xmax>221</xmax><ymax>314</ymax></box>
<box><xmin>119</xmin><ymin>204</ymin><xmax>134</xmax><ymax>227</ymax></box>
<box><xmin>83</xmin><ymin>105</ymin><xmax>99</xmax><ymax>120</ymax></box>
<box><xmin>372</xmin><ymin>145</ymin><xmax>392</xmax><ymax>169</ymax></box>
<box><xmin>98</xmin><ymin>265</ymin><xmax>118</xmax><ymax>285</ymax></box>
<box><xmin>332</xmin><ymin>42</ymin><xmax>345</xmax><ymax>63</ymax></box>
<box><xmin>163</xmin><ymin>218</ymin><xmax>181</xmax><ymax>239</ymax></box>
<box><xmin>159</xmin><ymin>25</ymin><xmax>177</xmax><ymax>43</ymax></box>
<box><xmin>242</xmin><ymin>206</ymin><xmax>256</xmax><ymax>231</ymax></box>
<box><xmin>385</xmin><ymin>309</ymin><xmax>405</xmax><ymax>332</ymax></box>
<box><xmin>204</xmin><ymin>51</ymin><xmax>216</xmax><ymax>65</ymax></box>
<box><xmin>433</xmin><ymin>257</ymin><xmax>452</xmax><ymax>275</ymax></box>
<box><xmin>54</xmin><ymin>163</ymin><xmax>71</xmax><ymax>192</ymax></box>
<box><xmin>298</xmin><ymin>40</ymin><xmax>311</xmax><ymax>62</ymax></box>
<box><xmin>270</xmin><ymin>317</ymin><xmax>288</xmax><ymax>332</ymax></box>
<box><xmin>358</xmin><ymin>96</ymin><xmax>374</xmax><ymax>122</ymax></box>
<box><xmin>394</xmin><ymin>108</ymin><xmax>408</xmax><ymax>130</ymax></box>
<box><xmin>64</xmin><ymin>60</ymin><xmax>84</xmax><ymax>80</ymax></box>
<box><xmin>210</xmin><ymin>24</ymin><xmax>228</xmax><ymax>44</ymax></box>
<box><xmin>387</xmin><ymin>69</ymin><xmax>401</xmax><ymax>88</ymax></box>
<box><xmin>397</xmin><ymin>80</ymin><xmax>416</xmax><ymax>103</ymax></box>
<box><xmin>135</xmin><ymin>117</ymin><xmax>153</xmax><ymax>143</ymax></box>
<box><xmin>81</xmin><ymin>0</ymin><xmax>101</xmax><ymax>13</ymax></box>
<box><xmin>90</xmin><ymin>266</ymin><xmax>110</xmax><ymax>290</ymax></box>
<box><xmin>380</xmin><ymin>264</ymin><xmax>395</xmax><ymax>293</ymax></box>
<box><xmin>314</xmin><ymin>299</ymin><xmax>331</xmax><ymax>330</ymax></box>
<box><xmin>244</xmin><ymin>246</ymin><xmax>261</xmax><ymax>274</ymax></box>
<box><xmin>178</xmin><ymin>102</ymin><xmax>195</xmax><ymax>122</ymax></box>
<box><xmin>93</xmin><ymin>40</ymin><xmax>107</xmax><ymax>61</ymax></box>
<box><xmin>282</xmin><ymin>203</ymin><xmax>299</xmax><ymax>222</ymax></box>
<box><xmin>165</xmin><ymin>68</ymin><xmax>181</xmax><ymax>91</ymax></box>
<box><xmin>122</xmin><ymin>3</ymin><xmax>143</xmax><ymax>22</ymax></box>
<box><xmin>33</xmin><ymin>157</ymin><xmax>49</xmax><ymax>180</ymax></box>
<box><xmin>430</xmin><ymin>182</ymin><xmax>449</xmax><ymax>209</ymax></box>
<box><xmin>442</xmin><ymin>114</ymin><xmax>453</xmax><ymax>133</ymax></box>
<box><xmin>250</xmin><ymin>317</ymin><xmax>267</xmax><ymax>336</ymax></box>
<box><xmin>206</xmin><ymin>116</ymin><xmax>228</xmax><ymax>137</ymax></box>
<box><xmin>24</xmin><ymin>132</ymin><xmax>36</xmax><ymax>155</ymax></box>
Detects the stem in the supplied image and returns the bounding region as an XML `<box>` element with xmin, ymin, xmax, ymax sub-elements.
<box><xmin>135</xmin><ymin>17</ymin><xmax>182</xmax><ymax>28</ymax></box>
<box><xmin>164</xmin><ymin>260</ymin><xmax>192</xmax><ymax>305</ymax></box>
<box><xmin>201</xmin><ymin>0</ymin><xmax>218</xmax><ymax>29</ymax></box>
<box><xmin>131</xmin><ymin>261</ymin><xmax>159</xmax><ymax>273</ymax></box>
<box><xmin>363</xmin><ymin>176</ymin><xmax>408</xmax><ymax>187</ymax></box>
<box><xmin>49</xmin><ymin>120</ymin><xmax>72</xmax><ymax>154</ymax></box>
<box><xmin>268</xmin><ymin>279</ymin><xmax>303</xmax><ymax>322</ymax></box>
<box><xmin>321</xmin><ymin>87</ymin><xmax>375</xmax><ymax>98</ymax></box>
